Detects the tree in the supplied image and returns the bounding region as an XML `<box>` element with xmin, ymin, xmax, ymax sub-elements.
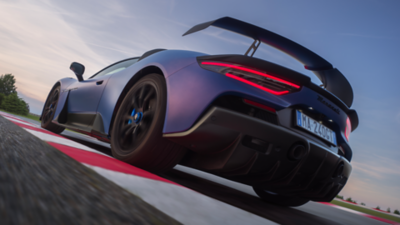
<box><xmin>336</xmin><ymin>195</ymin><xmax>344</xmax><ymax>199</ymax></box>
<box><xmin>0</xmin><ymin>93</ymin><xmax>29</xmax><ymax>115</ymax></box>
<box><xmin>0</xmin><ymin>74</ymin><xmax>17</xmax><ymax>95</ymax></box>
<box><xmin>387</xmin><ymin>208</ymin><xmax>391</xmax><ymax>213</ymax></box>
<box><xmin>18</xmin><ymin>97</ymin><xmax>29</xmax><ymax>115</ymax></box>
<box><xmin>0</xmin><ymin>74</ymin><xmax>30</xmax><ymax>115</ymax></box>
<box><xmin>394</xmin><ymin>209</ymin><xmax>400</xmax><ymax>215</ymax></box>
<box><xmin>376</xmin><ymin>206</ymin><xmax>380</xmax><ymax>210</ymax></box>
<box><xmin>361</xmin><ymin>203</ymin><xmax>366</xmax><ymax>206</ymax></box>
<box><xmin>0</xmin><ymin>93</ymin><xmax>5</xmax><ymax>106</ymax></box>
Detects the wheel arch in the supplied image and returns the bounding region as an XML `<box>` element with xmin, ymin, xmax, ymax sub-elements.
<box><xmin>108</xmin><ymin>65</ymin><xmax>165</xmax><ymax>136</ymax></box>
<box><xmin>40</xmin><ymin>77</ymin><xmax>77</xmax><ymax>122</ymax></box>
<box><xmin>39</xmin><ymin>82</ymin><xmax>61</xmax><ymax>121</ymax></box>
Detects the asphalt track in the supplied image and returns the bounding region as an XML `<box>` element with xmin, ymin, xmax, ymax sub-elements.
<box><xmin>8</xmin><ymin>115</ymin><xmax>390</xmax><ymax>225</ymax></box>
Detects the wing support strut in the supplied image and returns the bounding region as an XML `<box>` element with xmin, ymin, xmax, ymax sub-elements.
<box><xmin>245</xmin><ymin>39</ymin><xmax>261</xmax><ymax>57</ymax></box>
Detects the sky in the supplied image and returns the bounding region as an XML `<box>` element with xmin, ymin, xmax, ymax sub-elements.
<box><xmin>0</xmin><ymin>0</ymin><xmax>399</xmax><ymax>210</ymax></box>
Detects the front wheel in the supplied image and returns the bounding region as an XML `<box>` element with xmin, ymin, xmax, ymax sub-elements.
<box><xmin>111</xmin><ymin>74</ymin><xmax>186</xmax><ymax>173</ymax></box>
<box><xmin>253</xmin><ymin>187</ymin><xmax>310</xmax><ymax>207</ymax></box>
<box><xmin>41</xmin><ymin>86</ymin><xmax>65</xmax><ymax>134</ymax></box>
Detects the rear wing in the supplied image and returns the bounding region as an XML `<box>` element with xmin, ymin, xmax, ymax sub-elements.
<box><xmin>183</xmin><ymin>17</ymin><xmax>354</xmax><ymax>108</ymax></box>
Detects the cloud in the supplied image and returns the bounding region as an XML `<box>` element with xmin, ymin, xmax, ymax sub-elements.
<box><xmin>341</xmin><ymin>153</ymin><xmax>400</xmax><ymax>209</ymax></box>
<box><xmin>169</xmin><ymin>0</ymin><xmax>176</xmax><ymax>14</ymax></box>
<box><xmin>0</xmin><ymin>0</ymin><xmax>112</xmax><ymax>113</ymax></box>
<box><xmin>0</xmin><ymin>0</ymin><xmax>199</xmax><ymax>115</ymax></box>
<box><xmin>18</xmin><ymin>91</ymin><xmax>45</xmax><ymax>115</ymax></box>
<box><xmin>352</xmin><ymin>158</ymin><xmax>400</xmax><ymax>179</ymax></box>
<box><xmin>340</xmin><ymin>175</ymin><xmax>400</xmax><ymax>209</ymax></box>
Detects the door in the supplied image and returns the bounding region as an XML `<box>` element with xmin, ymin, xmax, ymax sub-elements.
<box><xmin>67</xmin><ymin>58</ymin><xmax>139</xmax><ymax>129</ymax></box>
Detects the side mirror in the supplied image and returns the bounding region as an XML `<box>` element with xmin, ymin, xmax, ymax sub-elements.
<box><xmin>70</xmin><ymin>62</ymin><xmax>85</xmax><ymax>82</ymax></box>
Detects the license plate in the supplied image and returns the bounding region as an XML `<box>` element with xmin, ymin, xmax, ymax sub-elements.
<box><xmin>295</xmin><ymin>110</ymin><xmax>337</xmax><ymax>145</ymax></box>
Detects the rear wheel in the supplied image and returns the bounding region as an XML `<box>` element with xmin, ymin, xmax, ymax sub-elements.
<box><xmin>111</xmin><ymin>74</ymin><xmax>186</xmax><ymax>173</ymax></box>
<box><xmin>41</xmin><ymin>86</ymin><xmax>65</xmax><ymax>134</ymax></box>
<box><xmin>253</xmin><ymin>187</ymin><xmax>310</xmax><ymax>207</ymax></box>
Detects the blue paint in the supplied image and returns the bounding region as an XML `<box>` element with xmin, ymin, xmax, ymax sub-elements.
<box><xmin>128</xmin><ymin>109</ymin><xmax>143</xmax><ymax>125</ymax></box>
<box><xmin>128</xmin><ymin>109</ymin><xmax>135</xmax><ymax>125</ymax></box>
<box><xmin>297</xmin><ymin>110</ymin><xmax>302</xmax><ymax>126</ymax></box>
<box><xmin>49</xmin><ymin>49</ymin><xmax>352</xmax><ymax>152</ymax></box>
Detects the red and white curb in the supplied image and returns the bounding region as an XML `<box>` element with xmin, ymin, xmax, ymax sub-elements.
<box><xmin>335</xmin><ymin>199</ymin><xmax>400</xmax><ymax>219</ymax></box>
<box><xmin>320</xmin><ymin>201</ymin><xmax>400</xmax><ymax>224</ymax></box>
<box><xmin>3</xmin><ymin>112</ymin><xmax>399</xmax><ymax>225</ymax></box>
<box><xmin>0</xmin><ymin>112</ymin><xmax>277</xmax><ymax>225</ymax></box>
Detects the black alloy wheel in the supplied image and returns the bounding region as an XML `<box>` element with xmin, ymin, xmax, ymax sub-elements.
<box><xmin>117</xmin><ymin>82</ymin><xmax>156</xmax><ymax>151</ymax></box>
<box><xmin>41</xmin><ymin>86</ymin><xmax>65</xmax><ymax>134</ymax></box>
<box><xmin>111</xmin><ymin>74</ymin><xmax>186</xmax><ymax>173</ymax></box>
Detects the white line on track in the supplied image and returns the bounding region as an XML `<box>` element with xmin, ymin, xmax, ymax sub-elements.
<box><xmin>86</xmin><ymin>164</ymin><xmax>278</xmax><ymax>225</ymax></box>
<box><xmin>3</xmin><ymin>112</ymin><xmax>396</xmax><ymax>224</ymax></box>
<box><xmin>2</xmin><ymin>116</ymin><xmax>40</xmax><ymax>128</ymax></box>
<box><xmin>174</xmin><ymin>165</ymin><xmax>259</xmax><ymax>196</ymax></box>
<box><xmin>24</xmin><ymin>129</ymin><xmax>111</xmax><ymax>158</ymax></box>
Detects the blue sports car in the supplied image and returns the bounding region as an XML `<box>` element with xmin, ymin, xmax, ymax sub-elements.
<box><xmin>41</xmin><ymin>17</ymin><xmax>358</xmax><ymax>207</ymax></box>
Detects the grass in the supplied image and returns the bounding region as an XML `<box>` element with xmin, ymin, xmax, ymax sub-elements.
<box><xmin>23</xmin><ymin>113</ymin><xmax>41</xmax><ymax>122</ymax></box>
<box><xmin>0</xmin><ymin>109</ymin><xmax>41</xmax><ymax>122</ymax></box>
<box><xmin>331</xmin><ymin>199</ymin><xmax>400</xmax><ymax>223</ymax></box>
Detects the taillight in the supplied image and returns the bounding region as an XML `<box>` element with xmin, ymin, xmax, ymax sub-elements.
<box><xmin>200</xmin><ymin>61</ymin><xmax>301</xmax><ymax>95</ymax></box>
<box><xmin>243</xmin><ymin>99</ymin><xmax>276</xmax><ymax>113</ymax></box>
<box><xmin>345</xmin><ymin>117</ymin><xmax>351</xmax><ymax>141</ymax></box>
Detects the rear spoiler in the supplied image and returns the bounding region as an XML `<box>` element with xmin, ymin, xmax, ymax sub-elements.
<box><xmin>183</xmin><ymin>17</ymin><xmax>354</xmax><ymax>108</ymax></box>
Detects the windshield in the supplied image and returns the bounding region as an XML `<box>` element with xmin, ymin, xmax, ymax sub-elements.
<box><xmin>90</xmin><ymin>58</ymin><xmax>139</xmax><ymax>79</ymax></box>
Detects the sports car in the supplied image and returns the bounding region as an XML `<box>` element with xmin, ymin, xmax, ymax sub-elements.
<box><xmin>40</xmin><ymin>17</ymin><xmax>358</xmax><ymax>207</ymax></box>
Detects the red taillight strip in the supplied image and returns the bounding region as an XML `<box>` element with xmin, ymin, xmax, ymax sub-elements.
<box><xmin>345</xmin><ymin>117</ymin><xmax>351</xmax><ymax>141</ymax></box>
<box><xmin>226</xmin><ymin>73</ymin><xmax>289</xmax><ymax>95</ymax></box>
<box><xmin>243</xmin><ymin>99</ymin><xmax>276</xmax><ymax>113</ymax></box>
<box><xmin>201</xmin><ymin>61</ymin><xmax>301</xmax><ymax>89</ymax></box>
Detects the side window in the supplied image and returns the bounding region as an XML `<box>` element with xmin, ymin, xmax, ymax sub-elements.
<box><xmin>91</xmin><ymin>58</ymin><xmax>139</xmax><ymax>79</ymax></box>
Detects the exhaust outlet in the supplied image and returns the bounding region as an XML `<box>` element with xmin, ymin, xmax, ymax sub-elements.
<box><xmin>288</xmin><ymin>144</ymin><xmax>306</xmax><ymax>161</ymax></box>
<box><xmin>333</xmin><ymin>162</ymin><xmax>344</xmax><ymax>178</ymax></box>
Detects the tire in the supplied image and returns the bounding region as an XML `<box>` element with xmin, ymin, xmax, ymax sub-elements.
<box><xmin>110</xmin><ymin>74</ymin><xmax>186</xmax><ymax>173</ymax></box>
<box><xmin>41</xmin><ymin>86</ymin><xmax>65</xmax><ymax>134</ymax></box>
<box><xmin>253</xmin><ymin>187</ymin><xmax>310</xmax><ymax>207</ymax></box>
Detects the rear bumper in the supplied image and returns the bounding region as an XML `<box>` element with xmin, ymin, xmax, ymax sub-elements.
<box><xmin>165</xmin><ymin>107</ymin><xmax>351</xmax><ymax>202</ymax></box>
